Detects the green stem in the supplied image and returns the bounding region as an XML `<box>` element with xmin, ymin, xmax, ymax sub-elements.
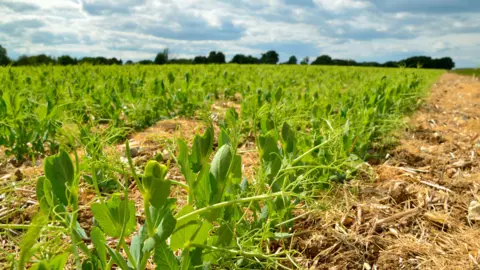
<box><xmin>144</xmin><ymin>199</ymin><xmax>154</xmax><ymax>236</ymax></box>
<box><xmin>279</xmin><ymin>165</ymin><xmax>343</xmax><ymax>173</ymax></box>
<box><xmin>190</xmin><ymin>243</ymin><xmax>282</xmax><ymax>260</ymax></box>
<box><xmin>90</xmin><ymin>163</ymin><xmax>103</xmax><ymax>199</ymax></box>
<box><xmin>292</xmin><ymin>136</ymin><xmax>335</xmax><ymax>164</ymax></box>
<box><xmin>138</xmin><ymin>250</ymin><xmax>151</xmax><ymax>270</ymax></box>
<box><xmin>126</xmin><ymin>140</ymin><xmax>144</xmax><ymax>194</ymax></box>
<box><xmin>177</xmin><ymin>192</ymin><xmax>286</xmax><ymax>223</ymax></box>
<box><xmin>0</xmin><ymin>224</ymin><xmax>63</xmax><ymax>230</ymax></box>
<box><xmin>121</xmin><ymin>238</ymin><xmax>136</xmax><ymax>267</ymax></box>
<box><xmin>169</xmin><ymin>179</ymin><xmax>189</xmax><ymax>190</ymax></box>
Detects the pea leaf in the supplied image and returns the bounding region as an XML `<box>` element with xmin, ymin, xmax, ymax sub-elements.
<box><xmin>90</xmin><ymin>227</ymin><xmax>107</xmax><ymax>268</ymax></box>
<box><xmin>218</xmin><ymin>129</ymin><xmax>230</xmax><ymax>148</ymax></box>
<box><xmin>154</xmin><ymin>241</ymin><xmax>179</xmax><ymax>270</ymax></box>
<box><xmin>18</xmin><ymin>213</ymin><xmax>48</xmax><ymax>270</ymax></box>
<box><xmin>130</xmin><ymin>226</ymin><xmax>147</xmax><ymax>268</ymax></box>
<box><xmin>209</xmin><ymin>144</ymin><xmax>232</xmax><ymax>204</ymax></box>
<box><xmin>105</xmin><ymin>244</ymin><xmax>129</xmax><ymax>270</ymax></box>
<box><xmin>91</xmin><ymin>196</ymin><xmax>136</xmax><ymax>238</ymax></box>
<box><xmin>44</xmin><ymin>150</ymin><xmax>74</xmax><ymax>205</ymax></box>
<box><xmin>171</xmin><ymin>205</ymin><xmax>212</xmax><ymax>250</ymax></box>
<box><xmin>143</xmin><ymin>161</ymin><xmax>170</xmax><ymax>209</ymax></box>
<box><xmin>189</xmin><ymin>127</ymin><xmax>214</xmax><ymax>173</ymax></box>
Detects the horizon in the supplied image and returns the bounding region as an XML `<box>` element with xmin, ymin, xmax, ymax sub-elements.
<box><xmin>0</xmin><ymin>0</ymin><xmax>479</xmax><ymax>68</ymax></box>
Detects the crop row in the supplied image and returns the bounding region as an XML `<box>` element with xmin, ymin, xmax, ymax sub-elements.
<box><xmin>1</xmin><ymin>65</ymin><xmax>442</xmax><ymax>269</ymax></box>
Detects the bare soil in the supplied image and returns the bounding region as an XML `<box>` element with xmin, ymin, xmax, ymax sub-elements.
<box><xmin>292</xmin><ymin>73</ymin><xmax>480</xmax><ymax>269</ymax></box>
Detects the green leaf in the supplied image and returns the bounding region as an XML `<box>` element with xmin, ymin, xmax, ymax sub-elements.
<box><xmin>171</xmin><ymin>205</ymin><xmax>212</xmax><ymax>250</ymax></box>
<box><xmin>90</xmin><ymin>227</ymin><xmax>107</xmax><ymax>268</ymax></box>
<box><xmin>153</xmin><ymin>208</ymin><xmax>177</xmax><ymax>243</ymax></box>
<box><xmin>177</xmin><ymin>139</ymin><xmax>194</xmax><ymax>188</ymax></box>
<box><xmin>231</xmin><ymin>155</ymin><xmax>242</xmax><ymax>185</ymax></box>
<box><xmin>36</xmin><ymin>176</ymin><xmax>54</xmax><ymax>213</ymax></box>
<box><xmin>143</xmin><ymin>161</ymin><xmax>170</xmax><ymax>209</ymax></box>
<box><xmin>259</xmin><ymin>131</ymin><xmax>278</xmax><ymax>163</ymax></box>
<box><xmin>192</xmin><ymin>164</ymin><xmax>211</xmax><ymax>209</ymax></box>
<box><xmin>189</xmin><ymin>127</ymin><xmax>214</xmax><ymax>173</ymax></box>
<box><xmin>47</xmin><ymin>253</ymin><xmax>69</xmax><ymax>270</ymax></box>
<box><xmin>130</xmin><ymin>226</ymin><xmax>147</xmax><ymax>267</ymax></box>
<box><xmin>218</xmin><ymin>129</ymin><xmax>230</xmax><ymax>148</ymax></box>
<box><xmin>19</xmin><ymin>213</ymin><xmax>48</xmax><ymax>270</ymax></box>
<box><xmin>213</xmin><ymin>222</ymin><xmax>234</xmax><ymax>248</ymax></box>
<box><xmin>187</xmin><ymin>248</ymin><xmax>203</xmax><ymax>270</ymax></box>
<box><xmin>281</xmin><ymin>122</ymin><xmax>296</xmax><ymax>155</ymax></box>
<box><xmin>209</xmin><ymin>144</ymin><xmax>232</xmax><ymax>204</ymax></box>
<box><xmin>154</xmin><ymin>241</ymin><xmax>179</xmax><ymax>270</ymax></box>
<box><xmin>106</xmin><ymin>244</ymin><xmax>130</xmax><ymax>270</ymax></box>
<box><xmin>91</xmin><ymin>196</ymin><xmax>136</xmax><ymax>238</ymax></box>
<box><xmin>44</xmin><ymin>150</ymin><xmax>74</xmax><ymax>205</ymax></box>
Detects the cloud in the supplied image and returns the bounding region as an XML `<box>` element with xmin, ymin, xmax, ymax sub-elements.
<box><xmin>313</xmin><ymin>0</ymin><xmax>371</xmax><ymax>12</ymax></box>
<box><xmin>0</xmin><ymin>19</ymin><xmax>45</xmax><ymax>36</ymax></box>
<box><xmin>0</xmin><ymin>0</ymin><xmax>478</xmax><ymax>67</ymax></box>
<box><xmin>30</xmin><ymin>31</ymin><xmax>80</xmax><ymax>45</ymax></box>
<box><xmin>0</xmin><ymin>1</ymin><xmax>40</xmax><ymax>12</ymax></box>
<box><xmin>369</xmin><ymin>0</ymin><xmax>480</xmax><ymax>13</ymax></box>
<box><xmin>80</xmin><ymin>0</ymin><xmax>145</xmax><ymax>15</ymax></box>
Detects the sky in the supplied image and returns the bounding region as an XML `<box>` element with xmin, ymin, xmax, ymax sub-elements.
<box><xmin>0</xmin><ymin>0</ymin><xmax>479</xmax><ymax>67</ymax></box>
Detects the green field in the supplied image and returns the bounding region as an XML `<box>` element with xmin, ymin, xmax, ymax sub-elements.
<box><xmin>453</xmin><ymin>68</ymin><xmax>480</xmax><ymax>77</ymax></box>
<box><xmin>0</xmin><ymin>65</ymin><xmax>442</xmax><ymax>269</ymax></box>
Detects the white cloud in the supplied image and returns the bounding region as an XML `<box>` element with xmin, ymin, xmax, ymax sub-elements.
<box><xmin>313</xmin><ymin>0</ymin><xmax>370</xmax><ymax>12</ymax></box>
<box><xmin>0</xmin><ymin>0</ymin><xmax>478</xmax><ymax>67</ymax></box>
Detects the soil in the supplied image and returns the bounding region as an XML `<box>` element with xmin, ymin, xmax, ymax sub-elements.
<box><xmin>292</xmin><ymin>73</ymin><xmax>480</xmax><ymax>269</ymax></box>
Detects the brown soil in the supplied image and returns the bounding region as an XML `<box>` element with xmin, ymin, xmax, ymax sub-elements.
<box><xmin>292</xmin><ymin>73</ymin><xmax>480</xmax><ymax>269</ymax></box>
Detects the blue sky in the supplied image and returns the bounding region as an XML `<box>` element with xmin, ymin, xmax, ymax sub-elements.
<box><xmin>0</xmin><ymin>0</ymin><xmax>479</xmax><ymax>67</ymax></box>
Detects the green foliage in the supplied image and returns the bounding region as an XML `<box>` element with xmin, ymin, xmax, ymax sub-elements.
<box><xmin>15</xmin><ymin>64</ymin><xmax>444</xmax><ymax>269</ymax></box>
<box><xmin>143</xmin><ymin>161</ymin><xmax>170</xmax><ymax>209</ymax></box>
<box><xmin>91</xmin><ymin>196</ymin><xmax>136</xmax><ymax>238</ymax></box>
<box><xmin>44</xmin><ymin>150</ymin><xmax>75</xmax><ymax>205</ymax></box>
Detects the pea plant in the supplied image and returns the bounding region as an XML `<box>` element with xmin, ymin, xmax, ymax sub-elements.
<box><xmin>17</xmin><ymin>124</ymin><xmax>297</xmax><ymax>269</ymax></box>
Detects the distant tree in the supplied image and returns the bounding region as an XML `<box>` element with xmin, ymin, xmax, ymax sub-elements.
<box><xmin>0</xmin><ymin>45</ymin><xmax>10</xmax><ymax>66</ymax></box>
<box><xmin>57</xmin><ymin>55</ymin><xmax>76</xmax><ymax>65</ymax></box>
<box><xmin>206</xmin><ymin>51</ymin><xmax>226</xmax><ymax>64</ymax></box>
<box><xmin>154</xmin><ymin>49</ymin><xmax>169</xmax><ymax>65</ymax></box>
<box><xmin>216</xmin><ymin>52</ymin><xmax>226</xmax><ymax>64</ymax></box>
<box><xmin>230</xmin><ymin>54</ymin><xmax>259</xmax><ymax>64</ymax></box>
<box><xmin>260</xmin><ymin>50</ymin><xmax>279</xmax><ymax>64</ymax></box>
<box><xmin>125</xmin><ymin>60</ymin><xmax>134</xmax><ymax>65</ymax></box>
<box><xmin>436</xmin><ymin>57</ymin><xmax>455</xmax><ymax>70</ymax></box>
<box><xmin>311</xmin><ymin>55</ymin><xmax>333</xmax><ymax>65</ymax></box>
<box><xmin>138</xmin><ymin>59</ymin><xmax>154</xmax><ymax>65</ymax></box>
<box><xmin>287</xmin><ymin>55</ymin><xmax>297</xmax><ymax>65</ymax></box>
<box><xmin>300</xmin><ymin>57</ymin><xmax>309</xmax><ymax>65</ymax></box>
<box><xmin>15</xmin><ymin>54</ymin><xmax>56</xmax><ymax>66</ymax></box>
<box><xmin>383</xmin><ymin>61</ymin><xmax>398</xmax><ymax>68</ymax></box>
<box><xmin>193</xmin><ymin>56</ymin><xmax>208</xmax><ymax>64</ymax></box>
<box><xmin>168</xmin><ymin>58</ymin><xmax>194</xmax><ymax>64</ymax></box>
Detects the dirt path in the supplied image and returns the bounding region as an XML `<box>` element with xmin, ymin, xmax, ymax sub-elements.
<box><xmin>294</xmin><ymin>73</ymin><xmax>480</xmax><ymax>269</ymax></box>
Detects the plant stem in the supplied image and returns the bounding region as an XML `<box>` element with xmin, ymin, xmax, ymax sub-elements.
<box><xmin>144</xmin><ymin>199</ymin><xmax>154</xmax><ymax>236</ymax></box>
<box><xmin>126</xmin><ymin>140</ymin><xmax>144</xmax><ymax>194</ymax></box>
<box><xmin>168</xmin><ymin>179</ymin><xmax>189</xmax><ymax>190</ymax></box>
<box><xmin>0</xmin><ymin>224</ymin><xmax>63</xmax><ymax>230</ymax></box>
<box><xmin>177</xmin><ymin>192</ymin><xmax>286</xmax><ymax>223</ymax></box>
<box><xmin>190</xmin><ymin>243</ymin><xmax>282</xmax><ymax>260</ymax></box>
<box><xmin>138</xmin><ymin>250</ymin><xmax>151</xmax><ymax>270</ymax></box>
<box><xmin>292</xmin><ymin>136</ymin><xmax>335</xmax><ymax>164</ymax></box>
<box><xmin>121</xmin><ymin>238</ymin><xmax>136</xmax><ymax>267</ymax></box>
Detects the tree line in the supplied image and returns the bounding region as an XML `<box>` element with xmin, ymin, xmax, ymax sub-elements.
<box><xmin>0</xmin><ymin>44</ymin><xmax>455</xmax><ymax>69</ymax></box>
